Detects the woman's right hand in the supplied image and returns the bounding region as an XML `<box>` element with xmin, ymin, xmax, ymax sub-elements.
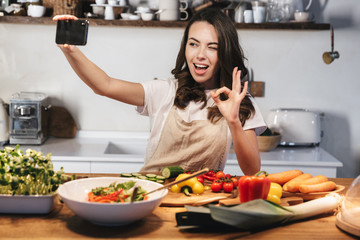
<box><xmin>52</xmin><ymin>15</ymin><xmax>79</xmax><ymax>52</ymax></box>
<box><xmin>52</xmin><ymin>14</ymin><xmax>78</xmax><ymax>21</ymax></box>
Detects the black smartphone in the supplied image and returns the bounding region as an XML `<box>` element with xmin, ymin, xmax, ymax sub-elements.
<box><xmin>55</xmin><ymin>20</ymin><xmax>89</xmax><ymax>46</ymax></box>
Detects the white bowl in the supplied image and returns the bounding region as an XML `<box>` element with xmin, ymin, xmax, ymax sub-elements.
<box><xmin>128</xmin><ymin>14</ymin><xmax>140</xmax><ymax>20</ymax></box>
<box><xmin>141</xmin><ymin>12</ymin><xmax>154</xmax><ymax>21</ymax></box>
<box><xmin>58</xmin><ymin>177</ymin><xmax>168</xmax><ymax>226</ymax></box>
<box><xmin>120</xmin><ymin>13</ymin><xmax>131</xmax><ymax>20</ymax></box>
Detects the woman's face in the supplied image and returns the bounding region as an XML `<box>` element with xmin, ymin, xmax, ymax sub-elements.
<box><xmin>185</xmin><ymin>21</ymin><xmax>219</xmax><ymax>89</ymax></box>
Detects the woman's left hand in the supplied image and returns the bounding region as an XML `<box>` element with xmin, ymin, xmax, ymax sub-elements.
<box><xmin>210</xmin><ymin>67</ymin><xmax>248</xmax><ymax>125</ymax></box>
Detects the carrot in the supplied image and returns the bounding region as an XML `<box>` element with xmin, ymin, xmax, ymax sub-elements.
<box><xmin>283</xmin><ymin>173</ymin><xmax>313</xmax><ymax>192</ymax></box>
<box><xmin>298</xmin><ymin>175</ymin><xmax>328</xmax><ymax>186</ymax></box>
<box><xmin>299</xmin><ymin>181</ymin><xmax>337</xmax><ymax>193</ymax></box>
<box><xmin>265</xmin><ymin>170</ymin><xmax>303</xmax><ymax>185</ymax></box>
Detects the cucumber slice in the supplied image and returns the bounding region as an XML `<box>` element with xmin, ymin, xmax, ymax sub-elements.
<box><xmin>161</xmin><ymin>166</ymin><xmax>184</xmax><ymax>179</ymax></box>
<box><xmin>137</xmin><ymin>176</ymin><xmax>148</xmax><ymax>180</ymax></box>
<box><xmin>156</xmin><ymin>175</ymin><xmax>166</xmax><ymax>180</ymax></box>
<box><xmin>156</xmin><ymin>179</ymin><xmax>165</xmax><ymax>184</ymax></box>
<box><xmin>131</xmin><ymin>172</ymin><xmax>142</xmax><ymax>177</ymax></box>
<box><xmin>121</xmin><ymin>173</ymin><xmax>132</xmax><ymax>177</ymax></box>
<box><xmin>145</xmin><ymin>173</ymin><xmax>157</xmax><ymax>178</ymax></box>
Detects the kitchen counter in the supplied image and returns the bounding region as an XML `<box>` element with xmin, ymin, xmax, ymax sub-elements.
<box><xmin>0</xmin><ymin>177</ymin><xmax>356</xmax><ymax>239</ymax></box>
<box><xmin>12</xmin><ymin>131</ymin><xmax>343</xmax><ymax>177</ymax></box>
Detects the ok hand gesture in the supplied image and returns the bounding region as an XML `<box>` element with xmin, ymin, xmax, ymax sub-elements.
<box><xmin>210</xmin><ymin>67</ymin><xmax>248</xmax><ymax>125</ymax></box>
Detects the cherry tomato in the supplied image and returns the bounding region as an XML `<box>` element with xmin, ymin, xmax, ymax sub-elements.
<box><xmin>225</xmin><ymin>174</ymin><xmax>231</xmax><ymax>179</ymax></box>
<box><xmin>223</xmin><ymin>181</ymin><xmax>234</xmax><ymax>193</ymax></box>
<box><xmin>231</xmin><ymin>177</ymin><xmax>238</xmax><ymax>188</ymax></box>
<box><xmin>215</xmin><ymin>171</ymin><xmax>225</xmax><ymax>179</ymax></box>
<box><xmin>207</xmin><ymin>170</ymin><xmax>216</xmax><ymax>177</ymax></box>
<box><xmin>211</xmin><ymin>180</ymin><xmax>222</xmax><ymax>192</ymax></box>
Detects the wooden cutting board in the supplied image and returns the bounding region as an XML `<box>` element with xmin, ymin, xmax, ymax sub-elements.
<box><xmin>161</xmin><ymin>189</ymin><xmax>234</xmax><ymax>207</ymax></box>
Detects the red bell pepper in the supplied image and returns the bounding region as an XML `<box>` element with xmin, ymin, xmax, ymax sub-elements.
<box><xmin>238</xmin><ymin>171</ymin><xmax>271</xmax><ymax>203</ymax></box>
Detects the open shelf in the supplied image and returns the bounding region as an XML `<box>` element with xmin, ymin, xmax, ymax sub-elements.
<box><xmin>0</xmin><ymin>16</ymin><xmax>330</xmax><ymax>30</ymax></box>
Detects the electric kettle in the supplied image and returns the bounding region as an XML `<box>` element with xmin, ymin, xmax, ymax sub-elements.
<box><xmin>0</xmin><ymin>98</ymin><xmax>9</xmax><ymax>145</ymax></box>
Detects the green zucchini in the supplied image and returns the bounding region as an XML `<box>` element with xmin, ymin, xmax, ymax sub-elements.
<box><xmin>161</xmin><ymin>166</ymin><xmax>184</xmax><ymax>179</ymax></box>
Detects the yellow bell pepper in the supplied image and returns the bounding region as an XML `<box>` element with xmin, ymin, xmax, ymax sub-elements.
<box><xmin>266</xmin><ymin>182</ymin><xmax>282</xmax><ymax>205</ymax></box>
<box><xmin>170</xmin><ymin>174</ymin><xmax>205</xmax><ymax>195</ymax></box>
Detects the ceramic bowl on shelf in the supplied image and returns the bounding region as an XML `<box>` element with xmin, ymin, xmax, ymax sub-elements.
<box><xmin>57</xmin><ymin>177</ymin><xmax>167</xmax><ymax>226</ymax></box>
<box><xmin>141</xmin><ymin>12</ymin><xmax>154</xmax><ymax>21</ymax></box>
<box><xmin>128</xmin><ymin>14</ymin><xmax>140</xmax><ymax>20</ymax></box>
<box><xmin>120</xmin><ymin>12</ymin><xmax>131</xmax><ymax>20</ymax></box>
<box><xmin>256</xmin><ymin>132</ymin><xmax>281</xmax><ymax>152</ymax></box>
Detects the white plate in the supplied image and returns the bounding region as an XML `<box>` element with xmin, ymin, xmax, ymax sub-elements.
<box><xmin>0</xmin><ymin>193</ymin><xmax>58</xmax><ymax>214</ymax></box>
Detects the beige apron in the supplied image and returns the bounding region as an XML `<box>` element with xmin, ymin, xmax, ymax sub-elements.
<box><xmin>141</xmin><ymin>106</ymin><xmax>228</xmax><ymax>172</ymax></box>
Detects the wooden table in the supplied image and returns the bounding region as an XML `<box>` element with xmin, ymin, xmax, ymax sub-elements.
<box><xmin>0</xmin><ymin>177</ymin><xmax>357</xmax><ymax>240</ymax></box>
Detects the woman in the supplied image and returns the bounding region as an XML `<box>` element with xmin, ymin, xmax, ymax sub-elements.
<box><xmin>53</xmin><ymin>8</ymin><xmax>266</xmax><ymax>175</ymax></box>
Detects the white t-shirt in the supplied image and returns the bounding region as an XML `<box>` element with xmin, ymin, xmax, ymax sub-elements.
<box><xmin>136</xmin><ymin>78</ymin><xmax>266</xmax><ymax>165</ymax></box>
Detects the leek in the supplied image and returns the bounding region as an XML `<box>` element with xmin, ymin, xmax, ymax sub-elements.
<box><xmin>286</xmin><ymin>193</ymin><xmax>341</xmax><ymax>221</ymax></box>
<box><xmin>183</xmin><ymin>193</ymin><xmax>341</xmax><ymax>230</ymax></box>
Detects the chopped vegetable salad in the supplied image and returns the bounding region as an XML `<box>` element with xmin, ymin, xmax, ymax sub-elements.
<box><xmin>88</xmin><ymin>180</ymin><xmax>148</xmax><ymax>203</ymax></box>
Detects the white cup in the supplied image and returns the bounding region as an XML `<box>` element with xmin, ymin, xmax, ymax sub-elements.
<box><xmin>27</xmin><ymin>4</ymin><xmax>46</xmax><ymax>17</ymax></box>
<box><xmin>104</xmin><ymin>6</ymin><xmax>115</xmax><ymax>20</ymax></box>
<box><xmin>95</xmin><ymin>0</ymin><xmax>106</xmax><ymax>4</ymax></box>
<box><xmin>294</xmin><ymin>11</ymin><xmax>311</xmax><ymax>22</ymax></box>
<box><xmin>180</xmin><ymin>10</ymin><xmax>188</xmax><ymax>21</ymax></box>
<box><xmin>253</xmin><ymin>6</ymin><xmax>265</xmax><ymax>23</ymax></box>
<box><xmin>141</xmin><ymin>12</ymin><xmax>154</xmax><ymax>21</ymax></box>
<box><xmin>108</xmin><ymin>0</ymin><xmax>117</xmax><ymax>6</ymax></box>
<box><xmin>180</xmin><ymin>0</ymin><xmax>189</xmax><ymax>10</ymax></box>
<box><xmin>118</xmin><ymin>0</ymin><xmax>126</xmax><ymax>6</ymax></box>
<box><xmin>92</xmin><ymin>5</ymin><xmax>105</xmax><ymax>15</ymax></box>
<box><xmin>179</xmin><ymin>0</ymin><xmax>189</xmax><ymax>21</ymax></box>
<box><xmin>159</xmin><ymin>0</ymin><xmax>179</xmax><ymax>11</ymax></box>
<box><xmin>159</xmin><ymin>9</ymin><xmax>178</xmax><ymax>21</ymax></box>
<box><xmin>243</xmin><ymin>10</ymin><xmax>253</xmax><ymax>23</ymax></box>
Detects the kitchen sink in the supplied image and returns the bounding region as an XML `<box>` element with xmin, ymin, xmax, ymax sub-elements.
<box><xmin>104</xmin><ymin>141</ymin><xmax>146</xmax><ymax>155</ymax></box>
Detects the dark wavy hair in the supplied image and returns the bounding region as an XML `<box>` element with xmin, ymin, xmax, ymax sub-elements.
<box><xmin>171</xmin><ymin>8</ymin><xmax>254</xmax><ymax>125</ymax></box>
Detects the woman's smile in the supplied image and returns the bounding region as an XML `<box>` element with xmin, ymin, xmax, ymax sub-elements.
<box><xmin>193</xmin><ymin>63</ymin><xmax>209</xmax><ymax>74</ymax></box>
